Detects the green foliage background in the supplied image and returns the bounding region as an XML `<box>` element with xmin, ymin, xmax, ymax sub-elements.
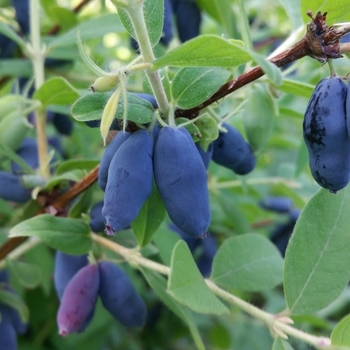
<box><xmin>1</xmin><ymin>0</ymin><xmax>350</xmax><ymax>349</ymax></box>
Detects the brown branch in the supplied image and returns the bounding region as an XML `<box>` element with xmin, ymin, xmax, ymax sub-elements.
<box><xmin>0</xmin><ymin>165</ymin><xmax>99</xmax><ymax>261</ymax></box>
<box><xmin>176</xmin><ymin>11</ymin><xmax>350</xmax><ymax>119</ymax></box>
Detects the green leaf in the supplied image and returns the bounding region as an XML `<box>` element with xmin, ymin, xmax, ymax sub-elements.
<box><xmin>71</xmin><ymin>92</ymin><xmax>155</xmax><ymax>125</ymax></box>
<box><xmin>272</xmin><ymin>337</ymin><xmax>295</xmax><ymax>350</ymax></box>
<box><xmin>243</xmin><ymin>48</ymin><xmax>283</xmax><ymax>86</ymax></box>
<box><xmin>277</xmin><ymin>79</ymin><xmax>314</xmax><ymax>98</ymax></box>
<box><xmin>49</xmin><ymin>14</ymin><xmax>125</xmax><ymax>48</ymax></box>
<box><xmin>0</xmin><ymin>21</ymin><xmax>27</xmax><ymax>48</ymax></box>
<box><xmin>195</xmin><ymin>115</ymin><xmax>219</xmax><ymax>151</ymax></box>
<box><xmin>45</xmin><ymin>6</ymin><xmax>77</xmax><ymax>32</ymax></box>
<box><xmin>33</xmin><ymin>77</ymin><xmax>79</xmax><ymax>108</ymax></box>
<box><xmin>168</xmin><ymin>241</ymin><xmax>229</xmax><ymax>315</ymax></box>
<box><xmin>141</xmin><ymin>269</ymin><xmax>205</xmax><ymax>350</ymax></box>
<box><xmin>7</xmin><ymin>259</ymin><xmax>42</xmax><ymax>289</ymax></box>
<box><xmin>300</xmin><ymin>0</ymin><xmax>350</xmax><ymax>24</ymax></box>
<box><xmin>172</xmin><ymin>67</ymin><xmax>231</xmax><ymax>109</ymax></box>
<box><xmin>25</xmin><ymin>244</ymin><xmax>54</xmax><ymax>295</ymax></box>
<box><xmin>9</xmin><ymin>215</ymin><xmax>92</xmax><ymax>255</ymax></box>
<box><xmin>331</xmin><ymin>314</ymin><xmax>350</xmax><ymax>347</ymax></box>
<box><xmin>55</xmin><ymin>159</ymin><xmax>99</xmax><ymax>175</ymax></box>
<box><xmin>0</xmin><ymin>289</ymin><xmax>29</xmax><ymax>324</ymax></box>
<box><xmin>153</xmin><ymin>222</ymin><xmax>182</xmax><ymax>266</ymax></box>
<box><xmin>196</xmin><ymin>0</ymin><xmax>236</xmax><ymax>37</ymax></box>
<box><xmin>118</xmin><ymin>0</ymin><xmax>164</xmax><ymax>47</ymax></box>
<box><xmin>132</xmin><ymin>184</ymin><xmax>166</xmax><ymax>247</ymax></box>
<box><xmin>44</xmin><ymin>170</ymin><xmax>86</xmax><ymax>190</ymax></box>
<box><xmin>243</xmin><ymin>83</ymin><xmax>276</xmax><ymax>152</ymax></box>
<box><xmin>0</xmin><ymin>59</ymin><xmax>32</xmax><ymax>77</ymax></box>
<box><xmin>0</xmin><ymin>115</ymin><xmax>32</xmax><ymax>157</ymax></box>
<box><xmin>152</xmin><ymin>35</ymin><xmax>251</xmax><ymax>69</ymax></box>
<box><xmin>284</xmin><ymin>186</ymin><xmax>350</xmax><ymax>315</ymax></box>
<box><xmin>211</xmin><ymin>234</ymin><xmax>284</xmax><ymax>292</ymax></box>
<box><xmin>277</xmin><ymin>0</ymin><xmax>302</xmax><ymax>30</ymax></box>
<box><xmin>68</xmin><ymin>186</ymin><xmax>94</xmax><ymax>218</ymax></box>
<box><xmin>0</xmin><ymin>144</ymin><xmax>35</xmax><ymax>174</ymax></box>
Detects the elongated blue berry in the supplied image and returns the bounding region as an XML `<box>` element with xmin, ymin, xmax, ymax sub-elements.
<box><xmin>89</xmin><ymin>201</ymin><xmax>105</xmax><ymax>232</ymax></box>
<box><xmin>98</xmin><ymin>131</ymin><xmax>131</xmax><ymax>191</ymax></box>
<box><xmin>154</xmin><ymin>127</ymin><xmax>210</xmax><ymax>237</ymax></box>
<box><xmin>57</xmin><ymin>264</ymin><xmax>99</xmax><ymax>336</ymax></box>
<box><xmin>98</xmin><ymin>261</ymin><xmax>147</xmax><ymax>328</ymax></box>
<box><xmin>53</xmin><ymin>251</ymin><xmax>89</xmax><ymax>300</ymax></box>
<box><xmin>303</xmin><ymin>77</ymin><xmax>350</xmax><ymax>192</ymax></box>
<box><xmin>0</xmin><ymin>304</ymin><xmax>17</xmax><ymax>350</ymax></box>
<box><xmin>212</xmin><ymin>122</ymin><xmax>256</xmax><ymax>175</ymax></box>
<box><xmin>259</xmin><ymin>196</ymin><xmax>293</xmax><ymax>213</ymax></box>
<box><xmin>0</xmin><ymin>171</ymin><xmax>31</xmax><ymax>203</ymax></box>
<box><xmin>102</xmin><ymin>130</ymin><xmax>154</xmax><ymax>234</ymax></box>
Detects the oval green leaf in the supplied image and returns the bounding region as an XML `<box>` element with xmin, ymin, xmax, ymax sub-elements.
<box><xmin>132</xmin><ymin>183</ymin><xmax>166</xmax><ymax>247</ymax></box>
<box><xmin>33</xmin><ymin>77</ymin><xmax>79</xmax><ymax>108</ymax></box>
<box><xmin>168</xmin><ymin>241</ymin><xmax>229</xmax><ymax>315</ymax></box>
<box><xmin>331</xmin><ymin>314</ymin><xmax>350</xmax><ymax>347</ymax></box>
<box><xmin>71</xmin><ymin>92</ymin><xmax>155</xmax><ymax>125</ymax></box>
<box><xmin>172</xmin><ymin>67</ymin><xmax>231</xmax><ymax>109</ymax></box>
<box><xmin>211</xmin><ymin>233</ymin><xmax>284</xmax><ymax>292</ymax></box>
<box><xmin>284</xmin><ymin>186</ymin><xmax>350</xmax><ymax>315</ymax></box>
<box><xmin>9</xmin><ymin>214</ymin><xmax>92</xmax><ymax>255</ymax></box>
<box><xmin>152</xmin><ymin>35</ymin><xmax>251</xmax><ymax>69</ymax></box>
<box><xmin>7</xmin><ymin>259</ymin><xmax>42</xmax><ymax>289</ymax></box>
<box><xmin>243</xmin><ymin>83</ymin><xmax>276</xmax><ymax>151</ymax></box>
<box><xmin>141</xmin><ymin>268</ymin><xmax>205</xmax><ymax>350</ymax></box>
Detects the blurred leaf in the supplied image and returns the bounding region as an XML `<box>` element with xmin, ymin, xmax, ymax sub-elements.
<box><xmin>68</xmin><ymin>186</ymin><xmax>94</xmax><ymax>218</ymax></box>
<box><xmin>49</xmin><ymin>14</ymin><xmax>125</xmax><ymax>48</ymax></box>
<box><xmin>153</xmin><ymin>222</ymin><xmax>182</xmax><ymax>266</ymax></box>
<box><xmin>196</xmin><ymin>0</ymin><xmax>236</xmax><ymax>37</ymax></box>
<box><xmin>25</xmin><ymin>244</ymin><xmax>54</xmax><ymax>295</ymax></box>
<box><xmin>277</xmin><ymin>0</ymin><xmax>302</xmax><ymax>29</ymax></box>
<box><xmin>9</xmin><ymin>215</ymin><xmax>92</xmax><ymax>255</ymax></box>
<box><xmin>33</xmin><ymin>77</ymin><xmax>79</xmax><ymax>108</ymax></box>
<box><xmin>294</xmin><ymin>140</ymin><xmax>308</xmax><ymax>177</ymax></box>
<box><xmin>272</xmin><ymin>338</ymin><xmax>295</xmax><ymax>350</ymax></box>
<box><xmin>118</xmin><ymin>0</ymin><xmax>163</xmax><ymax>47</ymax></box>
<box><xmin>152</xmin><ymin>35</ymin><xmax>251</xmax><ymax>68</ymax></box>
<box><xmin>132</xmin><ymin>184</ymin><xmax>166</xmax><ymax>247</ymax></box>
<box><xmin>172</xmin><ymin>67</ymin><xmax>231</xmax><ymax>109</ymax></box>
<box><xmin>243</xmin><ymin>48</ymin><xmax>283</xmax><ymax>86</ymax></box>
<box><xmin>71</xmin><ymin>92</ymin><xmax>155</xmax><ymax>124</ymax></box>
<box><xmin>7</xmin><ymin>259</ymin><xmax>42</xmax><ymax>289</ymax></box>
<box><xmin>0</xmin><ymin>21</ymin><xmax>27</xmax><ymax>48</ymax></box>
<box><xmin>44</xmin><ymin>170</ymin><xmax>86</xmax><ymax>189</ymax></box>
<box><xmin>0</xmin><ymin>59</ymin><xmax>32</xmax><ymax>77</ymax></box>
<box><xmin>195</xmin><ymin>115</ymin><xmax>219</xmax><ymax>151</ymax></box>
<box><xmin>55</xmin><ymin>159</ymin><xmax>99</xmax><ymax>174</ymax></box>
<box><xmin>277</xmin><ymin>79</ymin><xmax>314</xmax><ymax>98</ymax></box>
<box><xmin>141</xmin><ymin>269</ymin><xmax>205</xmax><ymax>350</ymax></box>
<box><xmin>0</xmin><ymin>289</ymin><xmax>29</xmax><ymax>323</ymax></box>
<box><xmin>212</xmin><ymin>234</ymin><xmax>284</xmax><ymax>291</ymax></box>
<box><xmin>0</xmin><ymin>116</ymin><xmax>31</xmax><ymax>156</ymax></box>
<box><xmin>300</xmin><ymin>0</ymin><xmax>350</xmax><ymax>24</ymax></box>
<box><xmin>168</xmin><ymin>241</ymin><xmax>228</xmax><ymax>315</ymax></box>
<box><xmin>0</xmin><ymin>138</ymin><xmax>35</xmax><ymax>172</ymax></box>
<box><xmin>284</xmin><ymin>186</ymin><xmax>350</xmax><ymax>315</ymax></box>
<box><xmin>243</xmin><ymin>83</ymin><xmax>276</xmax><ymax>151</ymax></box>
<box><xmin>331</xmin><ymin>314</ymin><xmax>350</xmax><ymax>347</ymax></box>
<box><xmin>45</xmin><ymin>6</ymin><xmax>77</xmax><ymax>32</ymax></box>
